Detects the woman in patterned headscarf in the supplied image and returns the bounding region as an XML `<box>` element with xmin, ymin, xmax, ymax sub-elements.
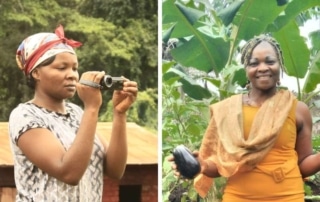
<box><xmin>170</xmin><ymin>35</ymin><xmax>318</xmax><ymax>202</ymax></box>
<box><xmin>9</xmin><ymin>25</ymin><xmax>138</xmax><ymax>202</ymax></box>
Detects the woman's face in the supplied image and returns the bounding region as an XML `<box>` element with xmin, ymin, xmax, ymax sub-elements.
<box><xmin>32</xmin><ymin>52</ymin><xmax>79</xmax><ymax>100</ymax></box>
<box><xmin>245</xmin><ymin>41</ymin><xmax>281</xmax><ymax>91</ymax></box>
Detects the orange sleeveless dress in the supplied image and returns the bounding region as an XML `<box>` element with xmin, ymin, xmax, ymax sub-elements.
<box><xmin>222</xmin><ymin>100</ymin><xmax>305</xmax><ymax>202</ymax></box>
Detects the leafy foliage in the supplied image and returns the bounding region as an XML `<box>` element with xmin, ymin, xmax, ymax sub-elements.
<box><xmin>100</xmin><ymin>88</ymin><xmax>158</xmax><ymax>131</ymax></box>
<box><xmin>162</xmin><ymin>0</ymin><xmax>320</xmax><ymax>201</ymax></box>
<box><xmin>162</xmin><ymin>77</ymin><xmax>210</xmax><ymax>201</ymax></box>
<box><xmin>0</xmin><ymin>0</ymin><xmax>158</xmax><ymax>125</ymax></box>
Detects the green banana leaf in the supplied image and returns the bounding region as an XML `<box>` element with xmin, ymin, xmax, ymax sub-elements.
<box><xmin>163</xmin><ymin>1</ymin><xmax>230</xmax><ymax>74</ymax></box>
<box><xmin>163</xmin><ymin>67</ymin><xmax>212</xmax><ymax>100</ymax></box>
<box><xmin>162</xmin><ymin>0</ymin><xmax>205</xmax><ymax>38</ymax></box>
<box><xmin>218</xmin><ymin>0</ymin><xmax>244</xmax><ymax>26</ymax></box>
<box><xmin>303</xmin><ymin>52</ymin><xmax>320</xmax><ymax>93</ymax></box>
<box><xmin>309</xmin><ymin>30</ymin><xmax>320</xmax><ymax>52</ymax></box>
<box><xmin>170</xmin><ymin>33</ymin><xmax>230</xmax><ymax>73</ymax></box>
<box><xmin>273</xmin><ymin>20</ymin><xmax>310</xmax><ymax>78</ymax></box>
<box><xmin>162</xmin><ymin>24</ymin><xmax>176</xmax><ymax>44</ymax></box>
<box><xmin>267</xmin><ymin>0</ymin><xmax>320</xmax><ymax>32</ymax></box>
<box><xmin>230</xmin><ymin>0</ymin><xmax>286</xmax><ymax>54</ymax></box>
<box><xmin>162</xmin><ymin>0</ymin><xmax>320</xmax><ymax>100</ymax></box>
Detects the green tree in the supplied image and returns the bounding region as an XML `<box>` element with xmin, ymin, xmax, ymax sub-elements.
<box><xmin>0</xmin><ymin>0</ymin><xmax>158</xmax><ymax>129</ymax></box>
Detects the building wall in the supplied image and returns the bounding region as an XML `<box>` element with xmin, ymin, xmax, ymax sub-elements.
<box><xmin>103</xmin><ymin>165</ymin><xmax>158</xmax><ymax>202</ymax></box>
<box><xmin>0</xmin><ymin>165</ymin><xmax>158</xmax><ymax>202</ymax></box>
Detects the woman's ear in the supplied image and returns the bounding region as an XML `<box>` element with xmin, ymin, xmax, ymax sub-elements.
<box><xmin>31</xmin><ymin>68</ymin><xmax>40</xmax><ymax>80</ymax></box>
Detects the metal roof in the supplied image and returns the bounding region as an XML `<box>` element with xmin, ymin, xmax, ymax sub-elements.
<box><xmin>0</xmin><ymin>122</ymin><xmax>158</xmax><ymax>166</ymax></box>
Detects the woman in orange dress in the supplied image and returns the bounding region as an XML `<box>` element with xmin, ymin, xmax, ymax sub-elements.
<box><xmin>170</xmin><ymin>35</ymin><xmax>315</xmax><ymax>202</ymax></box>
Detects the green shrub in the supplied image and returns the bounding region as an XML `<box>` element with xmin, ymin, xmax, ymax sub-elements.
<box><xmin>99</xmin><ymin>88</ymin><xmax>158</xmax><ymax>132</ymax></box>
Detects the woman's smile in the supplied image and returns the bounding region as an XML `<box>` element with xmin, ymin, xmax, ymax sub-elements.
<box><xmin>256</xmin><ymin>74</ymin><xmax>272</xmax><ymax>81</ymax></box>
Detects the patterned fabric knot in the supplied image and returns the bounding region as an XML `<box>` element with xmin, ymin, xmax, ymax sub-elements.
<box><xmin>16</xmin><ymin>24</ymin><xmax>82</xmax><ymax>75</ymax></box>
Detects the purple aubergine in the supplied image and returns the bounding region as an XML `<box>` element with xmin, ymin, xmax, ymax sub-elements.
<box><xmin>172</xmin><ymin>145</ymin><xmax>200</xmax><ymax>179</ymax></box>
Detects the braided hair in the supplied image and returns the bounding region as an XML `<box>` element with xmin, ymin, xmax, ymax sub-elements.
<box><xmin>240</xmin><ymin>35</ymin><xmax>285</xmax><ymax>73</ymax></box>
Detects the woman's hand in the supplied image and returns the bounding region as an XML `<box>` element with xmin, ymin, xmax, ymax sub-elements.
<box><xmin>168</xmin><ymin>150</ymin><xmax>202</xmax><ymax>178</ymax></box>
<box><xmin>77</xmin><ymin>71</ymin><xmax>105</xmax><ymax>109</ymax></box>
<box><xmin>112</xmin><ymin>77</ymin><xmax>138</xmax><ymax>114</ymax></box>
<box><xmin>167</xmin><ymin>155</ymin><xmax>181</xmax><ymax>177</ymax></box>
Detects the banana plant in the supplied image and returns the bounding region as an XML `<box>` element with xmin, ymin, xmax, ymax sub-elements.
<box><xmin>162</xmin><ymin>1</ymin><xmax>320</xmax><ymax>201</ymax></box>
<box><xmin>162</xmin><ymin>0</ymin><xmax>320</xmax><ymax>101</ymax></box>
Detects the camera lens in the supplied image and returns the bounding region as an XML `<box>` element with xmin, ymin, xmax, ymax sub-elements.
<box><xmin>102</xmin><ymin>75</ymin><xmax>113</xmax><ymax>88</ymax></box>
<box><xmin>100</xmin><ymin>75</ymin><xmax>124</xmax><ymax>90</ymax></box>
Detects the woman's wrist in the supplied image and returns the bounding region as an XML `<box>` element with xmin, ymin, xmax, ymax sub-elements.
<box><xmin>201</xmin><ymin>159</ymin><xmax>220</xmax><ymax>178</ymax></box>
<box><xmin>113</xmin><ymin>110</ymin><xmax>127</xmax><ymax>119</ymax></box>
<box><xmin>200</xmin><ymin>160</ymin><xmax>209</xmax><ymax>174</ymax></box>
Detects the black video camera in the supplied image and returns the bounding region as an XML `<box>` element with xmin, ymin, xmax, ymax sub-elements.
<box><xmin>100</xmin><ymin>75</ymin><xmax>124</xmax><ymax>91</ymax></box>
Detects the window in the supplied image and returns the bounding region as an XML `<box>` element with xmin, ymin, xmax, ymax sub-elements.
<box><xmin>119</xmin><ymin>185</ymin><xmax>141</xmax><ymax>202</ymax></box>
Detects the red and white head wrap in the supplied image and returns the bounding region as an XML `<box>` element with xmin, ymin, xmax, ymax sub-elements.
<box><xmin>16</xmin><ymin>24</ymin><xmax>82</xmax><ymax>75</ymax></box>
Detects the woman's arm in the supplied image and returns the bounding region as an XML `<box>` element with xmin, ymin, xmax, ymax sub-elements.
<box><xmin>101</xmin><ymin>79</ymin><xmax>138</xmax><ymax>179</ymax></box>
<box><xmin>17</xmin><ymin>71</ymin><xmax>104</xmax><ymax>185</ymax></box>
<box><xmin>168</xmin><ymin>151</ymin><xmax>221</xmax><ymax>178</ymax></box>
<box><xmin>102</xmin><ymin>112</ymin><xmax>128</xmax><ymax>179</ymax></box>
<box><xmin>18</xmin><ymin>106</ymin><xmax>100</xmax><ymax>185</ymax></box>
<box><xmin>200</xmin><ymin>158</ymin><xmax>221</xmax><ymax>178</ymax></box>
<box><xmin>295</xmin><ymin>101</ymin><xmax>320</xmax><ymax>177</ymax></box>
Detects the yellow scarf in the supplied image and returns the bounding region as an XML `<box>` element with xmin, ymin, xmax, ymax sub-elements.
<box><xmin>194</xmin><ymin>90</ymin><xmax>295</xmax><ymax>198</ymax></box>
